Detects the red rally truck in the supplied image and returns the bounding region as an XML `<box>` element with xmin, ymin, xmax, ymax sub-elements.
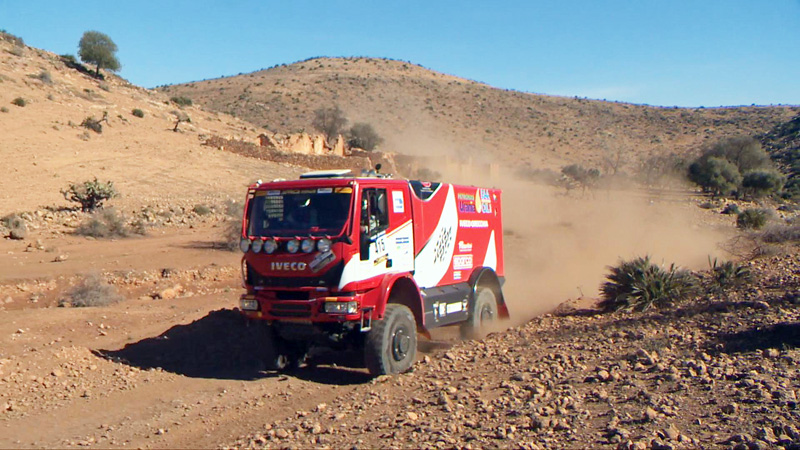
<box><xmin>237</xmin><ymin>169</ymin><xmax>508</xmax><ymax>376</ymax></box>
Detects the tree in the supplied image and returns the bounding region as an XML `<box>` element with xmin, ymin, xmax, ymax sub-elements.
<box><xmin>705</xmin><ymin>136</ymin><xmax>770</xmax><ymax>174</ymax></box>
<box><xmin>687</xmin><ymin>156</ymin><xmax>742</xmax><ymax>197</ymax></box>
<box><xmin>347</xmin><ymin>122</ymin><xmax>383</xmax><ymax>151</ymax></box>
<box><xmin>312</xmin><ymin>106</ymin><xmax>347</xmax><ymax>141</ymax></box>
<box><xmin>78</xmin><ymin>31</ymin><xmax>120</xmax><ymax>78</ymax></box>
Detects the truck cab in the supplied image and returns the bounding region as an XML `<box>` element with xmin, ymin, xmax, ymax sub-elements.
<box><xmin>238</xmin><ymin>169</ymin><xmax>507</xmax><ymax>376</ymax></box>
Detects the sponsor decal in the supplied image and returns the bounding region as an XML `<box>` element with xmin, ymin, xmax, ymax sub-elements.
<box><xmin>266</xmin><ymin>190</ymin><xmax>281</xmax><ymax>196</ymax></box>
<box><xmin>317</xmin><ymin>187</ymin><xmax>333</xmax><ymax>194</ymax></box>
<box><xmin>479</xmin><ymin>189</ymin><xmax>492</xmax><ymax>213</ymax></box>
<box><xmin>334</xmin><ymin>187</ymin><xmax>353</xmax><ymax>194</ymax></box>
<box><xmin>433</xmin><ymin>226</ymin><xmax>454</xmax><ymax>264</ymax></box>
<box><xmin>453</xmin><ymin>254</ymin><xmax>473</xmax><ymax>270</ymax></box>
<box><xmin>457</xmin><ymin>241</ymin><xmax>472</xmax><ymax>252</ymax></box>
<box><xmin>457</xmin><ymin>193</ymin><xmax>476</xmax><ymax>213</ymax></box>
<box><xmin>270</xmin><ymin>261</ymin><xmax>308</xmax><ymax>271</ymax></box>
<box><xmin>396</xmin><ymin>236</ymin><xmax>410</xmax><ymax>245</ymax></box>
<box><xmin>453</xmin><ymin>270</ymin><xmax>461</xmax><ymax>280</ymax></box>
<box><xmin>373</xmin><ymin>254</ymin><xmax>388</xmax><ymax>266</ymax></box>
<box><xmin>459</xmin><ymin>219</ymin><xmax>489</xmax><ymax>228</ymax></box>
<box><xmin>446</xmin><ymin>302</ymin><xmax>464</xmax><ymax>315</ymax></box>
<box><xmin>309</xmin><ymin>250</ymin><xmax>335</xmax><ymax>272</ymax></box>
<box><xmin>392</xmin><ymin>190</ymin><xmax>405</xmax><ymax>213</ymax></box>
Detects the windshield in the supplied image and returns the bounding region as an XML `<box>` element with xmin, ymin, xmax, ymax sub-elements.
<box><xmin>247</xmin><ymin>188</ymin><xmax>352</xmax><ymax>237</ymax></box>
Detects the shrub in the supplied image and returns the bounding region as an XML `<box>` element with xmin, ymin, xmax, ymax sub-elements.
<box><xmin>759</xmin><ymin>223</ymin><xmax>800</xmax><ymax>243</ymax></box>
<box><xmin>33</xmin><ymin>70</ymin><xmax>52</xmax><ymax>85</ymax></box>
<box><xmin>222</xmin><ymin>200</ymin><xmax>243</xmax><ymax>251</ymax></box>
<box><xmin>736</xmin><ymin>208</ymin><xmax>770</xmax><ymax>230</ymax></box>
<box><xmin>0</xmin><ymin>30</ymin><xmax>24</xmax><ymax>47</ymax></box>
<box><xmin>347</xmin><ymin>122</ymin><xmax>383</xmax><ymax>151</ymax></box>
<box><xmin>708</xmin><ymin>257</ymin><xmax>752</xmax><ymax>295</ymax></box>
<box><xmin>62</xmin><ymin>273</ymin><xmax>122</xmax><ymax>307</ymax></box>
<box><xmin>312</xmin><ymin>105</ymin><xmax>347</xmax><ymax>140</ymax></box>
<box><xmin>131</xmin><ymin>108</ymin><xmax>144</xmax><ymax>118</ymax></box>
<box><xmin>11</xmin><ymin>97</ymin><xmax>26</xmax><ymax>107</ymax></box>
<box><xmin>75</xmin><ymin>208</ymin><xmax>129</xmax><ymax>238</ymax></box>
<box><xmin>170</xmin><ymin>96</ymin><xmax>193</xmax><ymax>107</ymax></box>
<box><xmin>0</xmin><ymin>107</ymin><xmax>8</xmax><ymax>113</ymax></box>
<box><xmin>193</xmin><ymin>204</ymin><xmax>212</xmax><ymax>215</ymax></box>
<box><xmin>721</xmin><ymin>203</ymin><xmax>740</xmax><ymax>215</ymax></box>
<box><xmin>561</xmin><ymin>164</ymin><xmax>600</xmax><ymax>191</ymax></box>
<box><xmin>81</xmin><ymin>116</ymin><xmax>102</xmax><ymax>133</ymax></box>
<box><xmin>599</xmin><ymin>256</ymin><xmax>698</xmax><ymax>312</ymax></box>
<box><xmin>688</xmin><ymin>156</ymin><xmax>741</xmax><ymax>197</ymax></box>
<box><xmin>1</xmin><ymin>214</ymin><xmax>27</xmax><ymax>240</ymax></box>
<box><xmin>741</xmin><ymin>170</ymin><xmax>784</xmax><ymax>198</ymax></box>
<box><xmin>62</xmin><ymin>178</ymin><xmax>118</xmax><ymax>212</ymax></box>
<box><xmin>706</xmin><ymin>136</ymin><xmax>771</xmax><ymax>174</ymax></box>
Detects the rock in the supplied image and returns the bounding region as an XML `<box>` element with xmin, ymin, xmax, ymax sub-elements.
<box><xmin>644</xmin><ymin>407</ymin><xmax>658</xmax><ymax>422</ymax></box>
<box><xmin>8</xmin><ymin>228</ymin><xmax>26</xmax><ymax>240</ymax></box>
<box><xmin>664</xmin><ymin>423</ymin><xmax>680</xmax><ymax>441</ymax></box>
<box><xmin>274</xmin><ymin>429</ymin><xmax>289</xmax><ymax>439</ymax></box>
<box><xmin>153</xmin><ymin>285</ymin><xmax>183</xmax><ymax>300</ymax></box>
<box><xmin>53</xmin><ymin>254</ymin><xmax>68</xmax><ymax>262</ymax></box>
<box><xmin>721</xmin><ymin>403</ymin><xmax>739</xmax><ymax>415</ymax></box>
<box><xmin>406</xmin><ymin>411</ymin><xmax>419</xmax><ymax>421</ymax></box>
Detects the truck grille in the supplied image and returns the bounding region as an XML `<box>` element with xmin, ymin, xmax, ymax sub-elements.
<box><xmin>270</xmin><ymin>302</ymin><xmax>313</xmax><ymax>318</ymax></box>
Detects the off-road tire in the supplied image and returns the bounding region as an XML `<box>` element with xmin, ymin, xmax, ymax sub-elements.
<box><xmin>364</xmin><ymin>304</ymin><xmax>417</xmax><ymax>376</ymax></box>
<box><xmin>460</xmin><ymin>287</ymin><xmax>498</xmax><ymax>340</ymax></box>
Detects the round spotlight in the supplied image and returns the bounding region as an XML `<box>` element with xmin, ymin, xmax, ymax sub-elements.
<box><xmin>239</xmin><ymin>238</ymin><xmax>251</xmax><ymax>253</ymax></box>
<box><xmin>317</xmin><ymin>238</ymin><xmax>332</xmax><ymax>253</ymax></box>
<box><xmin>286</xmin><ymin>239</ymin><xmax>300</xmax><ymax>254</ymax></box>
<box><xmin>301</xmin><ymin>239</ymin><xmax>315</xmax><ymax>253</ymax></box>
<box><xmin>263</xmin><ymin>239</ymin><xmax>278</xmax><ymax>254</ymax></box>
<box><xmin>251</xmin><ymin>239</ymin><xmax>264</xmax><ymax>253</ymax></box>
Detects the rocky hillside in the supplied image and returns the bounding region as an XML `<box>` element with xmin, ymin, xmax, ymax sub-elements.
<box><xmin>159</xmin><ymin>57</ymin><xmax>799</xmax><ymax>171</ymax></box>
<box><xmin>0</xmin><ymin>35</ymin><xmax>301</xmax><ymax>217</ymax></box>
<box><xmin>228</xmin><ymin>250</ymin><xmax>800</xmax><ymax>449</ymax></box>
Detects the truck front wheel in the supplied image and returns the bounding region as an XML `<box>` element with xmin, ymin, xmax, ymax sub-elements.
<box><xmin>364</xmin><ymin>304</ymin><xmax>417</xmax><ymax>376</ymax></box>
<box><xmin>460</xmin><ymin>287</ymin><xmax>498</xmax><ymax>340</ymax></box>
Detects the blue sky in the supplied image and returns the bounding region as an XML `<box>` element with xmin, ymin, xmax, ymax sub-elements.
<box><xmin>2</xmin><ymin>0</ymin><xmax>798</xmax><ymax>107</ymax></box>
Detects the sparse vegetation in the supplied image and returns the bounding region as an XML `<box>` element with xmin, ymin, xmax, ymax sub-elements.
<box><xmin>32</xmin><ymin>70</ymin><xmax>53</xmax><ymax>85</ymax></box>
<box><xmin>11</xmin><ymin>97</ymin><xmax>26</xmax><ymax>107</ymax></box>
<box><xmin>0</xmin><ymin>30</ymin><xmax>24</xmax><ymax>47</ymax></box>
<box><xmin>561</xmin><ymin>164</ymin><xmax>600</xmax><ymax>192</ymax></box>
<box><xmin>1</xmin><ymin>214</ymin><xmax>27</xmax><ymax>240</ymax></box>
<box><xmin>708</xmin><ymin>257</ymin><xmax>752</xmax><ymax>296</ymax></box>
<box><xmin>78</xmin><ymin>31</ymin><xmax>120</xmax><ymax>78</ymax></box>
<box><xmin>222</xmin><ymin>200</ymin><xmax>244</xmax><ymax>251</ymax></box>
<box><xmin>599</xmin><ymin>256</ymin><xmax>698</xmax><ymax>312</ymax></box>
<box><xmin>75</xmin><ymin>208</ymin><xmax>132</xmax><ymax>238</ymax></box>
<box><xmin>347</xmin><ymin>122</ymin><xmax>383</xmax><ymax>151</ymax></box>
<box><xmin>131</xmin><ymin>108</ymin><xmax>144</xmax><ymax>118</ymax></box>
<box><xmin>721</xmin><ymin>203</ymin><xmax>740</xmax><ymax>215</ymax></box>
<box><xmin>0</xmin><ymin>107</ymin><xmax>8</xmax><ymax>113</ymax></box>
<box><xmin>736</xmin><ymin>208</ymin><xmax>770</xmax><ymax>230</ymax></box>
<box><xmin>759</xmin><ymin>222</ymin><xmax>800</xmax><ymax>244</ymax></box>
<box><xmin>688</xmin><ymin>136</ymin><xmax>782</xmax><ymax>198</ymax></box>
<box><xmin>62</xmin><ymin>178</ymin><xmax>118</xmax><ymax>212</ymax></box>
<box><xmin>193</xmin><ymin>204</ymin><xmax>212</xmax><ymax>216</ymax></box>
<box><xmin>62</xmin><ymin>273</ymin><xmax>122</xmax><ymax>307</ymax></box>
<box><xmin>312</xmin><ymin>105</ymin><xmax>347</xmax><ymax>141</ymax></box>
<box><xmin>172</xmin><ymin>110</ymin><xmax>191</xmax><ymax>132</ymax></box>
<box><xmin>81</xmin><ymin>116</ymin><xmax>103</xmax><ymax>133</ymax></box>
<box><xmin>170</xmin><ymin>96</ymin><xmax>193</xmax><ymax>107</ymax></box>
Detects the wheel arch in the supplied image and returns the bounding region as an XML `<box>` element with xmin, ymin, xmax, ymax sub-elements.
<box><xmin>468</xmin><ymin>267</ymin><xmax>509</xmax><ymax>319</ymax></box>
<box><xmin>375</xmin><ymin>274</ymin><xmax>427</xmax><ymax>331</ymax></box>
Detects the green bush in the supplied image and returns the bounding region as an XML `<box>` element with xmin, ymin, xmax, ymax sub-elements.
<box><xmin>131</xmin><ymin>108</ymin><xmax>144</xmax><ymax>118</ymax></box>
<box><xmin>1</xmin><ymin>214</ymin><xmax>26</xmax><ymax>240</ymax></box>
<box><xmin>705</xmin><ymin>136</ymin><xmax>771</xmax><ymax>174</ymax></box>
<box><xmin>81</xmin><ymin>116</ymin><xmax>102</xmax><ymax>133</ymax></box>
<box><xmin>721</xmin><ymin>203</ymin><xmax>740</xmax><ymax>215</ymax></box>
<box><xmin>736</xmin><ymin>208</ymin><xmax>770</xmax><ymax>230</ymax></box>
<box><xmin>741</xmin><ymin>170</ymin><xmax>784</xmax><ymax>198</ymax></box>
<box><xmin>32</xmin><ymin>70</ymin><xmax>52</xmax><ymax>85</ymax></box>
<box><xmin>599</xmin><ymin>256</ymin><xmax>698</xmax><ymax>312</ymax></box>
<box><xmin>62</xmin><ymin>273</ymin><xmax>122</xmax><ymax>307</ymax></box>
<box><xmin>312</xmin><ymin>105</ymin><xmax>347</xmax><ymax>140</ymax></box>
<box><xmin>78</xmin><ymin>31</ymin><xmax>120</xmax><ymax>78</ymax></box>
<box><xmin>11</xmin><ymin>97</ymin><xmax>26</xmax><ymax>107</ymax></box>
<box><xmin>347</xmin><ymin>122</ymin><xmax>383</xmax><ymax>151</ymax></box>
<box><xmin>193</xmin><ymin>204</ymin><xmax>212</xmax><ymax>215</ymax></box>
<box><xmin>0</xmin><ymin>107</ymin><xmax>8</xmax><ymax>113</ymax></box>
<box><xmin>708</xmin><ymin>257</ymin><xmax>752</xmax><ymax>295</ymax></box>
<box><xmin>170</xmin><ymin>96</ymin><xmax>193</xmax><ymax>107</ymax></box>
<box><xmin>62</xmin><ymin>178</ymin><xmax>118</xmax><ymax>212</ymax></box>
<box><xmin>75</xmin><ymin>208</ymin><xmax>130</xmax><ymax>238</ymax></box>
<box><xmin>688</xmin><ymin>156</ymin><xmax>742</xmax><ymax>197</ymax></box>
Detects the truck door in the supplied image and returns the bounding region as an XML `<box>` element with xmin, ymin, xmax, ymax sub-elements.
<box><xmin>359</xmin><ymin>187</ymin><xmax>414</xmax><ymax>273</ymax></box>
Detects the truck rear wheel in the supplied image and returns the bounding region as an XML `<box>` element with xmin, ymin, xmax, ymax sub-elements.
<box><xmin>364</xmin><ymin>304</ymin><xmax>417</xmax><ymax>376</ymax></box>
<box><xmin>460</xmin><ymin>287</ymin><xmax>498</xmax><ymax>340</ymax></box>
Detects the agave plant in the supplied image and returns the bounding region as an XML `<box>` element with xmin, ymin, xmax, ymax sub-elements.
<box><xmin>708</xmin><ymin>257</ymin><xmax>752</xmax><ymax>295</ymax></box>
<box><xmin>599</xmin><ymin>256</ymin><xmax>698</xmax><ymax>312</ymax></box>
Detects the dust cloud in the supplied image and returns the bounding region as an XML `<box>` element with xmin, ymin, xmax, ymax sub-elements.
<box><xmin>421</xmin><ymin>160</ymin><xmax>731</xmax><ymax>325</ymax></box>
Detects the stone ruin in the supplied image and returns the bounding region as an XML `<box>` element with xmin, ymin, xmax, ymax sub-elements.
<box><xmin>257</xmin><ymin>132</ymin><xmax>346</xmax><ymax>157</ymax></box>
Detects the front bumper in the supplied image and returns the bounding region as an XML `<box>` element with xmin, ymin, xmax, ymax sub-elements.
<box><xmin>239</xmin><ymin>292</ymin><xmax>366</xmax><ymax>323</ymax></box>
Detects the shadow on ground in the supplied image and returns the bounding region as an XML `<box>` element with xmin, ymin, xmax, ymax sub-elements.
<box><xmin>95</xmin><ymin>309</ymin><xmax>372</xmax><ymax>384</ymax></box>
<box><xmin>710</xmin><ymin>322</ymin><xmax>800</xmax><ymax>354</ymax></box>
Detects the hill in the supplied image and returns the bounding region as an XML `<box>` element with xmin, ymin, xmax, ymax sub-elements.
<box><xmin>159</xmin><ymin>57</ymin><xmax>799</xmax><ymax>172</ymax></box>
<box><xmin>0</xmin><ymin>35</ymin><xmax>301</xmax><ymax>217</ymax></box>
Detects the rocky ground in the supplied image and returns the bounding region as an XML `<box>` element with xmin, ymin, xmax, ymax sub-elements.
<box><xmin>227</xmin><ymin>250</ymin><xmax>800</xmax><ymax>450</ymax></box>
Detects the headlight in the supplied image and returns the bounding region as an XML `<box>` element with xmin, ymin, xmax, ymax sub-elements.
<box><xmin>301</xmin><ymin>238</ymin><xmax>315</xmax><ymax>253</ymax></box>
<box><xmin>263</xmin><ymin>239</ymin><xmax>278</xmax><ymax>254</ymax></box>
<box><xmin>286</xmin><ymin>239</ymin><xmax>300</xmax><ymax>254</ymax></box>
<box><xmin>240</xmin><ymin>298</ymin><xmax>259</xmax><ymax>311</ymax></box>
<box><xmin>324</xmin><ymin>301</ymin><xmax>359</xmax><ymax>314</ymax></box>
<box><xmin>239</xmin><ymin>238</ymin><xmax>251</xmax><ymax>253</ymax></box>
<box><xmin>317</xmin><ymin>238</ymin><xmax>332</xmax><ymax>253</ymax></box>
<box><xmin>251</xmin><ymin>239</ymin><xmax>264</xmax><ymax>253</ymax></box>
